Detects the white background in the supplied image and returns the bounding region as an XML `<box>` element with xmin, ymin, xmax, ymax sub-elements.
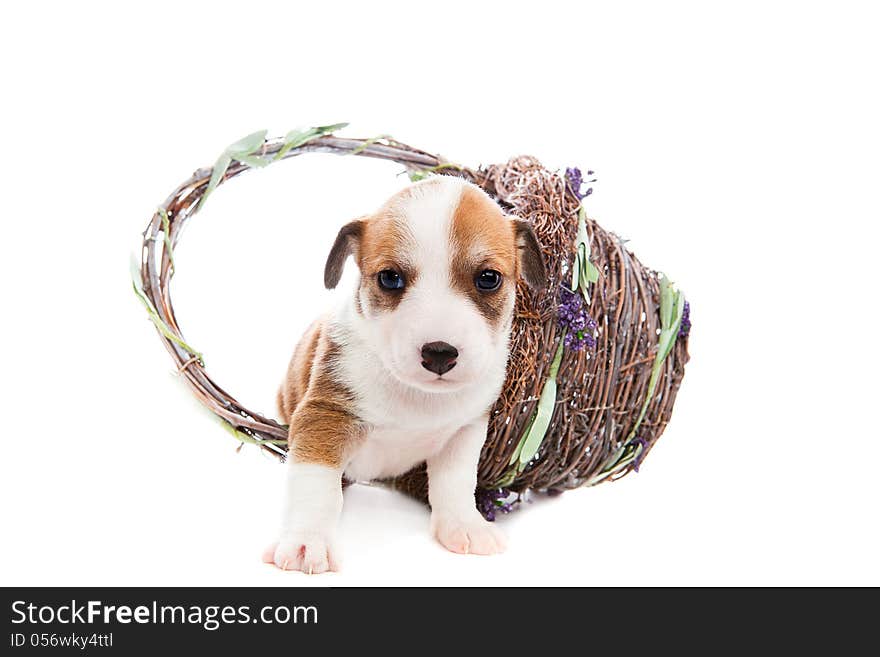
<box><xmin>2</xmin><ymin>1</ymin><xmax>878</xmax><ymax>586</ymax></box>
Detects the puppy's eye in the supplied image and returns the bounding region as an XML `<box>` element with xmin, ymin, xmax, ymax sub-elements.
<box><xmin>475</xmin><ymin>269</ymin><xmax>503</xmax><ymax>291</ymax></box>
<box><xmin>378</xmin><ymin>269</ymin><xmax>405</xmax><ymax>290</ymax></box>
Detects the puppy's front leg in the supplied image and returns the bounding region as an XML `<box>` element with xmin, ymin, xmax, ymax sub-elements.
<box><xmin>264</xmin><ymin>401</ymin><xmax>357</xmax><ymax>574</ymax></box>
<box><xmin>264</xmin><ymin>460</ymin><xmax>343</xmax><ymax>573</ymax></box>
<box><xmin>427</xmin><ymin>417</ymin><xmax>507</xmax><ymax>555</ymax></box>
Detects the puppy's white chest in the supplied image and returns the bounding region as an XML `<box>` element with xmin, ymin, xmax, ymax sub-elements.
<box><xmin>344</xmin><ymin>425</ymin><xmax>456</xmax><ymax>482</ymax></box>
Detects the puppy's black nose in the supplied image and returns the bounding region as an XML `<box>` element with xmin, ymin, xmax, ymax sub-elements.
<box><xmin>421</xmin><ymin>341</ymin><xmax>459</xmax><ymax>376</ymax></box>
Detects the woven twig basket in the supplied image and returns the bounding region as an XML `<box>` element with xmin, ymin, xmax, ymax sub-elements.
<box><xmin>135</xmin><ymin>127</ymin><xmax>690</xmax><ymax>509</ymax></box>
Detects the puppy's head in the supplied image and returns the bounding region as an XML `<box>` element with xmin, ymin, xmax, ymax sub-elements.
<box><xmin>325</xmin><ymin>177</ymin><xmax>546</xmax><ymax>393</ymax></box>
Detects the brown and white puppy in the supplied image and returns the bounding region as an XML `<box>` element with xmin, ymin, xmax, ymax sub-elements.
<box><xmin>264</xmin><ymin>176</ymin><xmax>546</xmax><ymax>573</ymax></box>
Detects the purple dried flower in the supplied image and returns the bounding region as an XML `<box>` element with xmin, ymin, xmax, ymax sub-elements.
<box><xmin>679</xmin><ymin>301</ymin><xmax>691</xmax><ymax>338</ymax></box>
<box><xmin>476</xmin><ymin>488</ymin><xmax>517</xmax><ymax>521</ymax></box>
<box><xmin>564</xmin><ymin>330</ymin><xmax>597</xmax><ymax>351</ymax></box>
<box><xmin>558</xmin><ymin>287</ymin><xmax>597</xmax><ymax>352</ymax></box>
<box><xmin>565</xmin><ymin>167</ymin><xmax>596</xmax><ymax>200</ymax></box>
<box><xmin>631</xmin><ymin>436</ymin><xmax>648</xmax><ymax>472</ymax></box>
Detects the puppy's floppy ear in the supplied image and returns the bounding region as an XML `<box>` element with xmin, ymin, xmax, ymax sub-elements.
<box><xmin>513</xmin><ymin>219</ymin><xmax>547</xmax><ymax>290</ymax></box>
<box><xmin>324</xmin><ymin>219</ymin><xmax>364</xmax><ymax>289</ymax></box>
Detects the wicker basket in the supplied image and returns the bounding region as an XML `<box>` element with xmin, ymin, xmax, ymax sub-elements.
<box><xmin>134</xmin><ymin>126</ymin><xmax>690</xmax><ymax>513</ymax></box>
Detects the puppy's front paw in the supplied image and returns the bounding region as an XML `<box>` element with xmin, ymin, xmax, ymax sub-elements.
<box><xmin>431</xmin><ymin>514</ymin><xmax>508</xmax><ymax>555</ymax></box>
<box><xmin>262</xmin><ymin>534</ymin><xmax>339</xmax><ymax>574</ymax></box>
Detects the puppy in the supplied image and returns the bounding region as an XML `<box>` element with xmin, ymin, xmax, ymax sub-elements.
<box><xmin>264</xmin><ymin>176</ymin><xmax>546</xmax><ymax>573</ymax></box>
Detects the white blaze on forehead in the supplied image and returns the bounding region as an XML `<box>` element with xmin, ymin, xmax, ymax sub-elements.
<box><xmin>352</xmin><ymin>177</ymin><xmax>509</xmax><ymax>397</ymax></box>
<box><xmin>392</xmin><ymin>177</ymin><xmax>466</xmax><ymax>285</ymax></box>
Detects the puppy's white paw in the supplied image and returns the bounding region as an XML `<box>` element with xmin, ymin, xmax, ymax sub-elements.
<box><xmin>431</xmin><ymin>514</ymin><xmax>508</xmax><ymax>555</ymax></box>
<box><xmin>262</xmin><ymin>535</ymin><xmax>339</xmax><ymax>574</ymax></box>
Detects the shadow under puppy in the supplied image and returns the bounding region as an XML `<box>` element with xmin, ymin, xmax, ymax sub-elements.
<box><xmin>265</xmin><ymin>176</ymin><xmax>546</xmax><ymax>573</ymax></box>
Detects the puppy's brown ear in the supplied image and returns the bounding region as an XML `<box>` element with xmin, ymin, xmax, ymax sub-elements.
<box><xmin>324</xmin><ymin>219</ymin><xmax>364</xmax><ymax>289</ymax></box>
<box><xmin>513</xmin><ymin>219</ymin><xmax>547</xmax><ymax>290</ymax></box>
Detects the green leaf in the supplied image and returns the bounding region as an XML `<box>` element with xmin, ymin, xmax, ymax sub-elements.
<box><xmin>131</xmin><ymin>259</ymin><xmax>204</xmax><ymax>364</ymax></box>
<box><xmin>574</xmin><ymin>247</ymin><xmax>590</xmax><ymax>302</ymax></box>
<box><xmin>576</xmin><ymin>207</ymin><xmax>591</xmax><ymax>252</ymax></box>
<box><xmin>605</xmin><ymin>441</ymin><xmax>628</xmax><ymax>474</ymax></box>
<box><xmin>274</xmin><ymin>130</ymin><xmax>308</xmax><ymax>161</ymax></box>
<box><xmin>674</xmin><ymin>290</ymin><xmax>686</xmax><ymax>326</ymax></box>
<box><xmin>586</xmin><ymin>441</ymin><xmax>644</xmax><ymax>486</ymax></box>
<box><xmin>574</xmin><ymin>207</ymin><xmax>599</xmax><ymax>296</ymax></box>
<box><xmin>498</xmin><ymin>336</ymin><xmax>567</xmax><ymax>485</ymax></box>
<box><xmin>660</xmin><ymin>291</ymin><xmax>686</xmax><ymax>361</ymax></box>
<box><xmin>577</xmin><ymin>243</ymin><xmax>587</xmax><ymax>273</ymax></box>
<box><xmin>274</xmin><ymin>122</ymin><xmax>348</xmax><ymax>161</ymax></box>
<box><xmin>516</xmin><ymin>338</ymin><xmax>565</xmax><ymax>468</ymax></box>
<box><xmin>234</xmin><ymin>153</ymin><xmax>271</xmax><ymax>168</ymax></box>
<box><xmin>157</xmin><ymin>207</ymin><xmax>175</xmax><ymax>271</ymax></box>
<box><xmin>570</xmin><ymin>250</ymin><xmax>581</xmax><ymax>291</ymax></box>
<box><xmin>591</xmin><ymin>276</ymin><xmax>687</xmax><ymax>480</ymax></box>
<box><xmin>225</xmin><ymin>129</ymin><xmax>268</xmax><ymax>156</ymax></box>
<box><xmin>619</xmin><ymin>281</ymin><xmax>686</xmax><ymax>451</ymax></box>
<box><xmin>584</xmin><ymin>258</ymin><xmax>600</xmax><ymax>284</ymax></box>
<box><xmin>547</xmin><ymin>333</ymin><xmax>566</xmax><ymax>378</ymax></box>
<box><xmin>198</xmin><ymin>123</ymin><xmax>347</xmax><ymax>211</ymax></box>
<box><xmin>312</xmin><ymin>122</ymin><xmax>349</xmax><ymax>135</ymax></box>
<box><xmin>577</xmin><ymin>244</ymin><xmax>596</xmax><ymax>298</ymax></box>
<box><xmin>657</xmin><ymin>331</ymin><xmax>675</xmax><ymax>363</ymax></box>
<box><xmin>578</xmin><ymin>269</ymin><xmax>590</xmax><ymax>302</ymax></box>
<box><xmin>428</xmin><ymin>162</ymin><xmax>465</xmax><ymax>173</ymax></box>
<box><xmin>217</xmin><ymin>418</ymin><xmax>287</xmax><ymax>448</ymax></box>
<box><xmin>495</xmin><ymin>469</ymin><xmax>517</xmax><ymax>488</ymax></box>
<box><xmin>352</xmin><ymin>133</ymin><xmax>392</xmax><ymax>155</ymax></box>
<box><xmin>282</xmin><ymin>126</ymin><xmax>317</xmax><ymax>147</ymax></box>
<box><xmin>660</xmin><ymin>274</ymin><xmax>675</xmax><ymax>328</ymax></box>
<box><xmin>508</xmin><ymin>414</ymin><xmax>533</xmax><ymax>466</ymax></box>
<box><xmin>199</xmin><ymin>153</ymin><xmax>231</xmax><ymax>210</ymax></box>
<box><xmin>517</xmin><ymin>376</ymin><xmax>558</xmax><ymax>468</ymax></box>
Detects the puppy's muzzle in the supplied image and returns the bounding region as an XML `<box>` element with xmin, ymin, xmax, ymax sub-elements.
<box><xmin>421</xmin><ymin>341</ymin><xmax>458</xmax><ymax>376</ymax></box>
